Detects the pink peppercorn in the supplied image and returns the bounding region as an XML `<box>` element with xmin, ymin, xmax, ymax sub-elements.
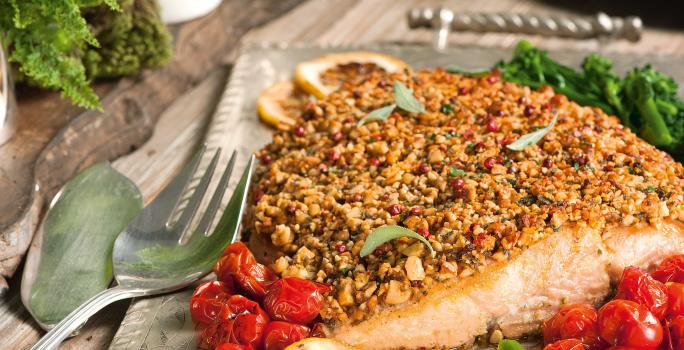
<box><xmin>294</xmin><ymin>125</ymin><xmax>305</xmax><ymax>137</ymax></box>
<box><xmin>524</xmin><ymin>105</ymin><xmax>534</xmax><ymax>117</ymax></box>
<box><xmin>573</xmin><ymin>153</ymin><xmax>588</xmax><ymax>166</ymax></box>
<box><xmin>410</xmin><ymin>206</ymin><xmax>423</xmax><ymax>216</ymax></box>
<box><xmin>332</xmin><ymin>131</ymin><xmax>343</xmax><ymax>142</ymax></box>
<box><xmin>417</xmin><ymin>163</ymin><xmax>431</xmax><ymax>174</ymax></box>
<box><xmin>254</xmin><ymin>190</ymin><xmax>264</xmax><ymax>202</ymax></box>
<box><xmin>458</xmin><ymin>87</ymin><xmax>469</xmax><ymax>95</ymax></box>
<box><xmin>387</xmin><ymin>204</ymin><xmax>402</xmax><ymax>216</ymax></box>
<box><xmin>543</xmin><ymin>158</ymin><xmax>554</xmax><ymax>168</ymax></box>
<box><xmin>486</xmin><ymin>75</ymin><xmax>499</xmax><ymax>84</ymax></box>
<box><xmin>417</xmin><ymin>227</ymin><xmax>430</xmax><ymax>238</ymax></box>
<box><xmin>484</xmin><ymin>157</ymin><xmax>497</xmax><ymax>170</ymax></box>
<box><xmin>373</xmin><ymin>244</ymin><xmax>391</xmax><ymax>257</ymax></box>
<box><xmin>369</xmin><ymin>158</ymin><xmax>381</xmax><ymax>166</ymax></box>
<box><xmin>486</xmin><ymin>119</ymin><xmax>499</xmax><ymax>132</ymax></box>
<box><xmin>261</xmin><ymin>154</ymin><xmax>272</xmax><ymax>164</ymax></box>
<box><xmin>451</xmin><ymin>177</ymin><xmax>465</xmax><ymax>189</ymax></box>
<box><xmin>335</xmin><ymin>243</ymin><xmax>347</xmax><ymax>253</ymax></box>
<box><xmin>474</xmin><ymin>141</ymin><xmax>486</xmax><ymax>152</ymax></box>
<box><xmin>286</xmin><ymin>205</ymin><xmax>296</xmax><ymax>215</ymax></box>
<box><xmin>329</xmin><ymin>150</ymin><xmax>340</xmax><ymax>161</ymax></box>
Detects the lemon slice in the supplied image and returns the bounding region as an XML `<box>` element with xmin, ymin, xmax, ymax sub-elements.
<box><xmin>285</xmin><ymin>338</ymin><xmax>354</xmax><ymax>350</ymax></box>
<box><xmin>257</xmin><ymin>80</ymin><xmax>309</xmax><ymax>129</ymax></box>
<box><xmin>294</xmin><ymin>52</ymin><xmax>408</xmax><ymax>99</ymax></box>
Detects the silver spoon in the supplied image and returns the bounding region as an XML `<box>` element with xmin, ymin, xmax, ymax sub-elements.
<box><xmin>30</xmin><ymin>147</ymin><xmax>255</xmax><ymax>350</ymax></box>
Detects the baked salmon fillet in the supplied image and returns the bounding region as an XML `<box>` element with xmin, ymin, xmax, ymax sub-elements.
<box><xmin>248</xmin><ymin>67</ymin><xmax>684</xmax><ymax>349</ymax></box>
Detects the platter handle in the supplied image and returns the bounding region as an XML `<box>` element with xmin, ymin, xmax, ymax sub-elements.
<box><xmin>407</xmin><ymin>7</ymin><xmax>643</xmax><ymax>50</ymax></box>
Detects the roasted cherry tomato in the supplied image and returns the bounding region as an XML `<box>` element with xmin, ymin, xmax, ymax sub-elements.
<box><xmin>190</xmin><ymin>280</ymin><xmax>234</xmax><ymax>324</ymax></box>
<box><xmin>597</xmin><ymin>299</ymin><xmax>663</xmax><ymax>350</ymax></box>
<box><xmin>197</xmin><ymin>295</ymin><xmax>270</xmax><ymax>349</ymax></box>
<box><xmin>196</xmin><ymin>322</ymin><xmax>221</xmax><ymax>350</ymax></box>
<box><xmin>667</xmin><ymin>283</ymin><xmax>684</xmax><ymax>318</ymax></box>
<box><xmin>263</xmin><ymin>277</ymin><xmax>331</xmax><ymax>324</ymax></box>
<box><xmin>653</xmin><ymin>255</ymin><xmax>684</xmax><ymax>284</ymax></box>
<box><xmin>615</xmin><ymin>267</ymin><xmax>669</xmax><ymax>319</ymax></box>
<box><xmin>215</xmin><ymin>343</ymin><xmax>254</xmax><ymax>350</ymax></box>
<box><xmin>542</xmin><ymin>303</ymin><xmax>607</xmax><ymax>349</ymax></box>
<box><xmin>669</xmin><ymin>316</ymin><xmax>684</xmax><ymax>350</ymax></box>
<box><xmin>542</xmin><ymin>338</ymin><xmax>585</xmax><ymax>350</ymax></box>
<box><xmin>214</xmin><ymin>242</ymin><xmax>278</xmax><ymax>300</ymax></box>
<box><xmin>263</xmin><ymin>321</ymin><xmax>311</xmax><ymax>350</ymax></box>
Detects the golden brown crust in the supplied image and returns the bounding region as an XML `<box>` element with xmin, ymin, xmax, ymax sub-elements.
<box><xmin>250</xmin><ymin>68</ymin><xmax>684</xmax><ymax>325</ymax></box>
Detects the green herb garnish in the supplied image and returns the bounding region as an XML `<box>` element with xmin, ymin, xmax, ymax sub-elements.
<box><xmin>440</xmin><ymin>103</ymin><xmax>454</xmax><ymax>114</ymax></box>
<box><xmin>360</xmin><ymin>225</ymin><xmax>434</xmax><ymax>258</ymax></box>
<box><xmin>449</xmin><ymin>167</ymin><xmax>466</xmax><ymax>177</ymax></box>
<box><xmin>444</xmin><ymin>65</ymin><xmax>490</xmax><ymax>77</ymax></box>
<box><xmin>644</xmin><ymin>185</ymin><xmax>657</xmax><ymax>193</ymax></box>
<box><xmin>357</xmin><ymin>80</ymin><xmax>425</xmax><ymax>127</ymax></box>
<box><xmin>394</xmin><ymin>81</ymin><xmax>426</xmax><ymax>114</ymax></box>
<box><xmin>507</xmin><ymin>112</ymin><xmax>558</xmax><ymax>151</ymax></box>
<box><xmin>497</xmin><ymin>339</ymin><xmax>525</xmax><ymax>350</ymax></box>
<box><xmin>357</xmin><ymin>104</ymin><xmax>397</xmax><ymax>126</ymax></box>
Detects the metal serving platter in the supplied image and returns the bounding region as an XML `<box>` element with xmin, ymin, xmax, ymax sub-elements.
<box><xmin>108</xmin><ymin>42</ymin><xmax>684</xmax><ymax>350</ymax></box>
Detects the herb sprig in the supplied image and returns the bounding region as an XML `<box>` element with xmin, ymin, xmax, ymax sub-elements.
<box><xmin>506</xmin><ymin>111</ymin><xmax>558</xmax><ymax>151</ymax></box>
<box><xmin>357</xmin><ymin>81</ymin><xmax>425</xmax><ymax>126</ymax></box>
<box><xmin>360</xmin><ymin>225</ymin><xmax>434</xmax><ymax>258</ymax></box>
<box><xmin>356</xmin><ymin>104</ymin><xmax>396</xmax><ymax>127</ymax></box>
<box><xmin>444</xmin><ymin>64</ymin><xmax>491</xmax><ymax>77</ymax></box>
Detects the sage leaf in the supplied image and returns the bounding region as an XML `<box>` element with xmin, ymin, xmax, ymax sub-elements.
<box><xmin>357</xmin><ymin>104</ymin><xmax>396</xmax><ymax>126</ymax></box>
<box><xmin>360</xmin><ymin>225</ymin><xmax>434</xmax><ymax>258</ymax></box>
<box><xmin>393</xmin><ymin>81</ymin><xmax>426</xmax><ymax>114</ymax></box>
<box><xmin>497</xmin><ymin>339</ymin><xmax>525</xmax><ymax>350</ymax></box>
<box><xmin>444</xmin><ymin>65</ymin><xmax>490</xmax><ymax>77</ymax></box>
<box><xmin>506</xmin><ymin>111</ymin><xmax>558</xmax><ymax>151</ymax></box>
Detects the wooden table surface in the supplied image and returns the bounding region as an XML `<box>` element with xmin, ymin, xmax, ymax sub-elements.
<box><xmin>1</xmin><ymin>0</ymin><xmax>683</xmax><ymax>349</ymax></box>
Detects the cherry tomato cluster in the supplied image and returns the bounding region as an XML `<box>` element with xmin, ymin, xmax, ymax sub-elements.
<box><xmin>191</xmin><ymin>242</ymin><xmax>330</xmax><ymax>350</ymax></box>
<box><xmin>543</xmin><ymin>254</ymin><xmax>684</xmax><ymax>350</ymax></box>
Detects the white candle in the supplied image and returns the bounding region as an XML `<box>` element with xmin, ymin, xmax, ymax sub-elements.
<box><xmin>158</xmin><ymin>0</ymin><xmax>223</xmax><ymax>24</ymax></box>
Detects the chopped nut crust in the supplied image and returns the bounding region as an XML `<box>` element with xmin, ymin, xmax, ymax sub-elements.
<box><xmin>252</xmin><ymin>68</ymin><xmax>684</xmax><ymax>325</ymax></box>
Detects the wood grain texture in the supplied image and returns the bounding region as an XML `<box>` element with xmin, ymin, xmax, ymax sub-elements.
<box><xmin>2</xmin><ymin>0</ymin><xmax>683</xmax><ymax>349</ymax></box>
<box><xmin>0</xmin><ymin>0</ymin><xmax>304</xmax><ymax>292</ymax></box>
<box><xmin>245</xmin><ymin>0</ymin><xmax>684</xmax><ymax>56</ymax></box>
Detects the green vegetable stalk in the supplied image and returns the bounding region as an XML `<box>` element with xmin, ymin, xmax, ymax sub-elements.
<box><xmin>494</xmin><ymin>40</ymin><xmax>684</xmax><ymax>161</ymax></box>
<box><xmin>0</xmin><ymin>0</ymin><xmax>172</xmax><ymax>110</ymax></box>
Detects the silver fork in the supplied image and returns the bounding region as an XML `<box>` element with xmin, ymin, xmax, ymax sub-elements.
<box><xmin>30</xmin><ymin>147</ymin><xmax>255</xmax><ymax>350</ymax></box>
